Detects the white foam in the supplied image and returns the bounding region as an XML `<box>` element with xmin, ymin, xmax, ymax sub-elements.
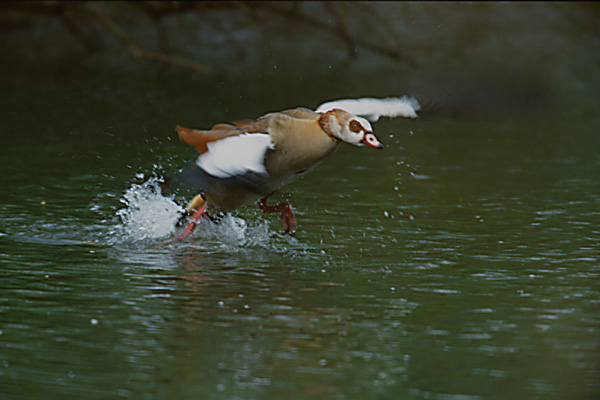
<box><xmin>197</xmin><ymin>133</ymin><xmax>274</xmax><ymax>178</ymax></box>
<box><xmin>109</xmin><ymin>177</ymin><xmax>317</xmax><ymax>257</ymax></box>
<box><xmin>114</xmin><ymin>179</ymin><xmax>183</xmax><ymax>242</ymax></box>
<box><xmin>315</xmin><ymin>96</ymin><xmax>421</xmax><ymax>121</ymax></box>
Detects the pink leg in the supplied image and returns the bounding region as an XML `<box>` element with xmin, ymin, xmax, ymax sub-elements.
<box><xmin>257</xmin><ymin>197</ymin><xmax>297</xmax><ymax>235</ymax></box>
<box><xmin>155</xmin><ymin>205</ymin><xmax>206</xmax><ymax>247</ymax></box>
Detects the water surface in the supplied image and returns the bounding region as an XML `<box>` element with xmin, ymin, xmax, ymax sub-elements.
<box><xmin>1</xmin><ymin>3</ymin><xmax>599</xmax><ymax>400</ymax></box>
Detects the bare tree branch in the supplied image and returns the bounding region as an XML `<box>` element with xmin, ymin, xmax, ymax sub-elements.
<box><xmin>0</xmin><ymin>1</ymin><xmax>416</xmax><ymax>76</ymax></box>
<box><xmin>262</xmin><ymin>3</ymin><xmax>414</xmax><ymax>65</ymax></box>
<box><xmin>349</xmin><ymin>2</ymin><xmax>404</xmax><ymax>47</ymax></box>
<box><xmin>324</xmin><ymin>2</ymin><xmax>357</xmax><ymax>58</ymax></box>
<box><xmin>60</xmin><ymin>8</ymin><xmax>99</xmax><ymax>54</ymax></box>
<box><xmin>84</xmin><ymin>4</ymin><xmax>220</xmax><ymax>78</ymax></box>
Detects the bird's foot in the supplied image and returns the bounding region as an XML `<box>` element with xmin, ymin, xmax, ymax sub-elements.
<box><xmin>155</xmin><ymin>205</ymin><xmax>206</xmax><ymax>247</ymax></box>
<box><xmin>257</xmin><ymin>197</ymin><xmax>297</xmax><ymax>235</ymax></box>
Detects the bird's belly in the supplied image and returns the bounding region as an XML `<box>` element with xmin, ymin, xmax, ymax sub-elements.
<box><xmin>202</xmin><ymin>170</ymin><xmax>305</xmax><ymax>214</ymax></box>
<box><xmin>201</xmin><ymin>169</ymin><xmax>280</xmax><ymax>213</ymax></box>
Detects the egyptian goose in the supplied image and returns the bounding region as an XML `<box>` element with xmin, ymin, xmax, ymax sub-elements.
<box><xmin>161</xmin><ymin>96</ymin><xmax>420</xmax><ymax>244</ymax></box>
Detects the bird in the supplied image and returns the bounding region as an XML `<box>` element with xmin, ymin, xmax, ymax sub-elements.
<box><xmin>159</xmin><ymin>96</ymin><xmax>420</xmax><ymax>245</ymax></box>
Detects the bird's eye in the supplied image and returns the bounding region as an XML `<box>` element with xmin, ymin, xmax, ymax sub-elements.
<box><xmin>349</xmin><ymin>120</ymin><xmax>363</xmax><ymax>133</ymax></box>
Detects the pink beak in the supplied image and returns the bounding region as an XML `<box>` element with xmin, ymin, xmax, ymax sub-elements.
<box><xmin>362</xmin><ymin>132</ymin><xmax>383</xmax><ymax>149</ymax></box>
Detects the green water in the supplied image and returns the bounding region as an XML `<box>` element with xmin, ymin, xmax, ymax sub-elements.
<box><xmin>1</xmin><ymin>3</ymin><xmax>599</xmax><ymax>399</ymax></box>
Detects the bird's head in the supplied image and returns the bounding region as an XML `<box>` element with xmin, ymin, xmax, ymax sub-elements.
<box><xmin>318</xmin><ymin>109</ymin><xmax>383</xmax><ymax>149</ymax></box>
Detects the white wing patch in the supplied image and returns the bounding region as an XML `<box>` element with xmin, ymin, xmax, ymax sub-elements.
<box><xmin>197</xmin><ymin>133</ymin><xmax>274</xmax><ymax>178</ymax></box>
<box><xmin>315</xmin><ymin>96</ymin><xmax>421</xmax><ymax>121</ymax></box>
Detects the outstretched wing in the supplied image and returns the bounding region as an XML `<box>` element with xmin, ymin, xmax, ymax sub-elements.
<box><xmin>315</xmin><ymin>96</ymin><xmax>421</xmax><ymax>121</ymax></box>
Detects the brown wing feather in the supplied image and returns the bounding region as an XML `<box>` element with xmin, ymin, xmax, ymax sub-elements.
<box><xmin>176</xmin><ymin>123</ymin><xmax>242</xmax><ymax>154</ymax></box>
<box><xmin>280</xmin><ymin>107</ymin><xmax>320</xmax><ymax>120</ymax></box>
<box><xmin>176</xmin><ymin>108</ymin><xmax>320</xmax><ymax>155</ymax></box>
<box><xmin>229</xmin><ymin>119</ymin><xmax>253</xmax><ymax>128</ymax></box>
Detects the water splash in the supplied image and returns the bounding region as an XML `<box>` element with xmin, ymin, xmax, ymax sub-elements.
<box><xmin>169</xmin><ymin>215</ymin><xmax>268</xmax><ymax>253</ymax></box>
<box><xmin>109</xmin><ymin>176</ymin><xmax>321</xmax><ymax>260</ymax></box>
<box><xmin>111</xmin><ymin>176</ymin><xmax>280</xmax><ymax>251</ymax></box>
<box><xmin>113</xmin><ymin>178</ymin><xmax>183</xmax><ymax>242</ymax></box>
